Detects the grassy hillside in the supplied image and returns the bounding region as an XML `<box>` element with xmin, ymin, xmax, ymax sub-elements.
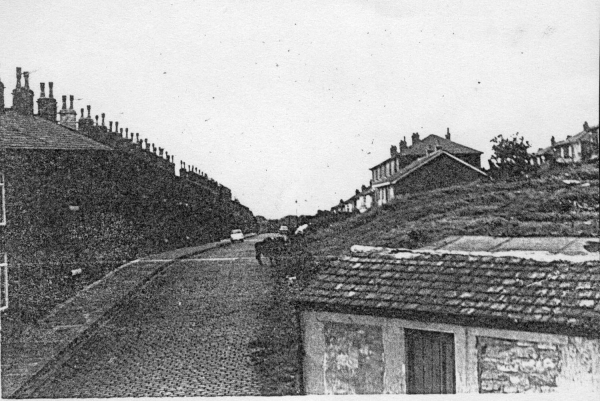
<box><xmin>305</xmin><ymin>163</ymin><xmax>599</xmax><ymax>256</ymax></box>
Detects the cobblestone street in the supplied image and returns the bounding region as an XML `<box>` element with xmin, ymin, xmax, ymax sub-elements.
<box><xmin>26</xmin><ymin>235</ymin><xmax>299</xmax><ymax>397</ymax></box>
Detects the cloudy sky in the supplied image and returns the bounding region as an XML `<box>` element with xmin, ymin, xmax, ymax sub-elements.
<box><xmin>1</xmin><ymin>0</ymin><xmax>598</xmax><ymax>218</ymax></box>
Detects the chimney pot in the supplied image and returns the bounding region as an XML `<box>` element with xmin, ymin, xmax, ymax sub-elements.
<box><xmin>80</xmin><ymin>108</ymin><xmax>84</xmax><ymax>118</ymax></box>
<box><xmin>48</xmin><ymin>82</ymin><xmax>54</xmax><ymax>98</ymax></box>
<box><xmin>86</xmin><ymin>105</ymin><xmax>91</xmax><ymax>118</ymax></box>
<box><xmin>0</xmin><ymin>77</ymin><xmax>4</xmax><ymax>114</ymax></box>
<box><xmin>40</xmin><ymin>83</ymin><xmax>46</xmax><ymax>98</ymax></box>
<box><xmin>101</xmin><ymin>113</ymin><xmax>105</xmax><ymax>126</ymax></box>
<box><xmin>23</xmin><ymin>72</ymin><xmax>30</xmax><ymax>89</ymax></box>
<box><xmin>120</xmin><ymin>128</ymin><xmax>123</xmax><ymax>137</ymax></box>
<box><xmin>136</xmin><ymin>133</ymin><xmax>139</xmax><ymax>141</ymax></box>
<box><xmin>109</xmin><ymin>121</ymin><xmax>113</xmax><ymax>131</ymax></box>
<box><xmin>115</xmin><ymin>122</ymin><xmax>119</xmax><ymax>132</ymax></box>
<box><xmin>125</xmin><ymin>128</ymin><xmax>129</xmax><ymax>138</ymax></box>
<box><xmin>16</xmin><ymin>67</ymin><xmax>22</xmax><ymax>88</ymax></box>
<box><xmin>62</xmin><ymin>95</ymin><xmax>67</xmax><ymax>110</ymax></box>
<box><xmin>69</xmin><ymin>95</ymin><xmax>74</xmax><ymax>110</ymax></box>
<box><xmin>446</xmin><ymin>127</ymin><xmax>451</xmax><ymax>140</ymax></box>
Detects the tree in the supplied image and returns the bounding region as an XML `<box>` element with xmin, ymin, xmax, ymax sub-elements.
<box><xmin>488</xmin><ymin>133</ymin><xmax>535</xmax><ymax>179</ymax></box>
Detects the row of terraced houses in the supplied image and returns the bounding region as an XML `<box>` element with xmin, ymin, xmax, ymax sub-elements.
<box><xmin>0</xmin><ymin>67</ymin><xmax>256</xmax><ymax>315</ymax></box>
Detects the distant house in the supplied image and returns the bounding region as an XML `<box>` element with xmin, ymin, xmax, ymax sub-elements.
<box><xmin>295</xmin><ymin>239</ymin><xmax>600</xmax><ymax>395</ymax></box>
<box><xmin>372</xmin><ymin>150</ymin><xmax>487</xmax><ymax>206</ymax></box>
<box><xmin>531</xmin><ymin>122</ymin><xmax>599</xmax><ymax>166</ymax></box>
<box><xmin>341</xmin><ymin>185</ymin><xmax>374</xmax><ymax>214</ymax></box>
<box><xmin>370</xmin><ymin>129</ymin><xmax>484</xmax><ymax>205</ymax></box>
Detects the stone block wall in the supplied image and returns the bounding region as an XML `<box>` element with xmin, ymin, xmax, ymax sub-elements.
<box><xmin>477</xmin><ymin>336</ymin><xmax>562</xmax><ymax>393</ymax></box>
<box><xmin>323</xmin><ymin>322</ymin><xmax>385</xmax><ymax>395</ymax></box>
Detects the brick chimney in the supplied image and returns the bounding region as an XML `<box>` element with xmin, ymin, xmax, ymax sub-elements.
<box><xmin>59</xmin><ymin>95</ymin><xmax>77</xmax><ymax>129</ymax></box>
<box><xmin>78</xmin><ymin>105</ymin><xmax>94</xmax><ymax>132</ymax></box>
<box><xmin>399</xmin><ymin>137</ymin><xmax>408</xmax><ymax>153</ymax></box>
<box><xmin>446</xmin><ymin>127</ymin><xmax>451</xmax><ymax>140</ymax></box>
<box><xmin>37</xmin><ymin>82</ymin><xmax>58</xmax><ymax>122</ymax></box>
<box><xmin>100</xmin><ymin>113</ymin><xmax>107</xmax><ymax>132</ymax></box>
<box><xmin>12</xmin><ymin>68</ymin><xmax>34</xmax><ymax>115</ymax></box>
<box><xmin>551</xmin><ymin>136</ymin><xmax>556</xmax><ymax>146</ymax></box>
<box><xmin>584</xmin><ymin>121</ymin><xmax>590</xmax><ymax>132</ymax></box>
<box><xmin>0</xmin><ymin>76</ymin><xmax>4</xmax><ymax>114</ymax></box>
<box><xmin>390</xmin><ymin>145</ymin><xmax>398</xmax><ymax>157</ymax></box>
<box><xmin>411</xmin><ymin>132</ymin><xmax>420</xmax><ymax>145</ymax></box>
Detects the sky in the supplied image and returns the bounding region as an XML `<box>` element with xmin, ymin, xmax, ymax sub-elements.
<box><xmin>1</xmin><ymin>0</ymin><xmax>598</xmax><ymax>218</ymax></box>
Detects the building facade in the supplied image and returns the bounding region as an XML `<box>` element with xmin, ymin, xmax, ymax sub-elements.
<box><xmin>531</xmin><ymin>122</ymin><xmax>599</xmax><ymax>166</ymax></box>
<box><xmin>296</xmin><ymin>246</ymin><xmax>600</xmax><ymax>395</ymax></box>
<box><xmin>370</xmin><ymin>129</ymin><xmax>483</xmax><ymax>205</ymax></box>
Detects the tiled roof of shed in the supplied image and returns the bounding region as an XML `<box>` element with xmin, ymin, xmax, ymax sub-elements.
<box><xmin>296</xmin><ymin>249</ymin><xmax>600</xmax><ymax>336</ymax></box>
<box><xmin>0</xmin><ymin>110</ymin><xmax>110</xmax><ymax>151</ymax></box>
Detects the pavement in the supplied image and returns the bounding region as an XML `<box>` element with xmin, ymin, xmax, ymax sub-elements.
<box><xmin>1</xmin><ymin>234</ymin><xmax>273</xmax><ymax>398</ymax></box>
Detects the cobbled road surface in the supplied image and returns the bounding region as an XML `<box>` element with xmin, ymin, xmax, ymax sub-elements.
<box><xmin>27</xmin><ymin>235</ymin><xmax>293</xmax><ymax>398</ymax></box>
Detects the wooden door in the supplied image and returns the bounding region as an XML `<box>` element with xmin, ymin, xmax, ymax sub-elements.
<box><xmin>405</xmin><ymin>329</ymin><xmax>456</xmax><ymax>394</ymax></box>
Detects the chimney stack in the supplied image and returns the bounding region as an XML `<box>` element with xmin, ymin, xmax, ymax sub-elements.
<box><xmin>37</xmin><ymin>82</ymin><xmax>58</xmax><ymax>122</ymax></box>
<box><xmin>100</xmin><ymin>113</ymin><xmax>107</xmax><ymax>132</ymax></box>
<box><xmin>399</xmin><ymin>137</ymin><xmax>408</xmax><ymax>153</ymax></box>
<box><xmin>78</xmin><ymin>105</ymin><xmax>94</xmax><ymax>132</ymax></box>
<box><xmin>411</xmin><ymin>132</ymin><xmax>420</xmax><ymax>145</ymax></box>
<box><xmin>390</xmin><ymin>145</ymin><xmax>397</xmax><ymax>157</ymax></box>
<box><xmin>551</xmin><ymin>136</ymin><xmax>556</xmax><ymax>146</ymax></box>
<box><xmin>109</xmin><ymin>121</ymin><xmax>113</xmax><ymax>132</ymax></box>
<box><xmin>446</xmin><ymin>128</ymin><xmax>451</xmax><ymax>140</ymax></box>
<box><xmin>0</xmin><ymin>76</ymin><xmax>5</xmax><ymax>114</ymax></box>
<box><xmin>59</xmin><ymin>94</ymin><xmax>77</xmax><ymax>129</ymax></box>
<box><xmin>584</xmin><ymin>121</ymin><xmax>590</xmax><ymax>132</ymax></box>
<box><xmin>12</xmin><ymin>68</ymin><xmax>34</xmax><ymax>115</ymax></box>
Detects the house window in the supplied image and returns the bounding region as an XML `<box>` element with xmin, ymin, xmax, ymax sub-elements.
<box><xmin>405</xmin><ymin>329</ymin><xmax>456</xmax><ymax>394</ymax></box>
<box><xmin>0</xmin><ymin>173</ymin><xmax>5</xmax><ymax>226</ymax></box>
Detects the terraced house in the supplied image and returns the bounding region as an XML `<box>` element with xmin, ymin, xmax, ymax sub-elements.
<box><xmin>295</xmin><ymin>237</ymin><xmax>600</xmax><ymax>395</ymax></box>
<box><xmin>370</xmin><ymin>129</ymin><xmax>486</xmax><ymax>205</ymax></box>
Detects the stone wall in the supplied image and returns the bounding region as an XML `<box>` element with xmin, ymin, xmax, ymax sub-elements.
<box><xmin>477</xmin><ymin>336</ymin><xmax>562</xmax><ymax>393</ymax></box>
<box><xmin>323</xmin><ymin>321</ymin><xmax>384</xmax><ymax>395</ymax></box>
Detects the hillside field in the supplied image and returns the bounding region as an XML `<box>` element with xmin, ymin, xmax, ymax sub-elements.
<box><xmin>305</xmin><ymin>163</ymin><xmax>599</xmax><ymax>256</ymax></box>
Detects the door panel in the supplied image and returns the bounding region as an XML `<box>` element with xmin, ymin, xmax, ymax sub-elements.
<box><xmin>405</xmin><ymin>329</ymin><xmax>455</xmax><ymax>394</ymax></box>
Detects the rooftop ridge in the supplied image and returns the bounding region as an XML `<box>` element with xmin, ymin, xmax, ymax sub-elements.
<box><xmin>349</xmin><ymin>243</ymin><xmax>600</xmax><ymax>263</ymax></box>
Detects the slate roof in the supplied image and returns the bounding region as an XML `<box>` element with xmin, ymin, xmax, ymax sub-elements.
<box><xmin>373</xmin><ymin>150</ymin><xmax>487</xmax><ymax>187</ymax></box>
<box><xmin>0</xmin><ymin>110</ymin><xmax>110</xmax><ymax>151</ymax></box>
<box><xmin>554</xmin><ymin>125</ymin><xmax>599</xmax><ymax>147</ymax></box>
<box><xmin>296</xmin><ymin>249</ymin><xmax>600</xmax><ymax>337</ymax></box>
<box><xmin>370</xmin><ymin>134</ymin><xmax>482</xmax><ymax>170</ymax></box>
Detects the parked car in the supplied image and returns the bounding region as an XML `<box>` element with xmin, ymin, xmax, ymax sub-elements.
<box><xmin>230</xmin><ymin>229</ymin><xmax>244</xmax><ymax>243</ymax></box>
<box><xmin>279</xmin><ymin>225</ymin><xmax>289</xmax><ymax>235</ymax></box>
